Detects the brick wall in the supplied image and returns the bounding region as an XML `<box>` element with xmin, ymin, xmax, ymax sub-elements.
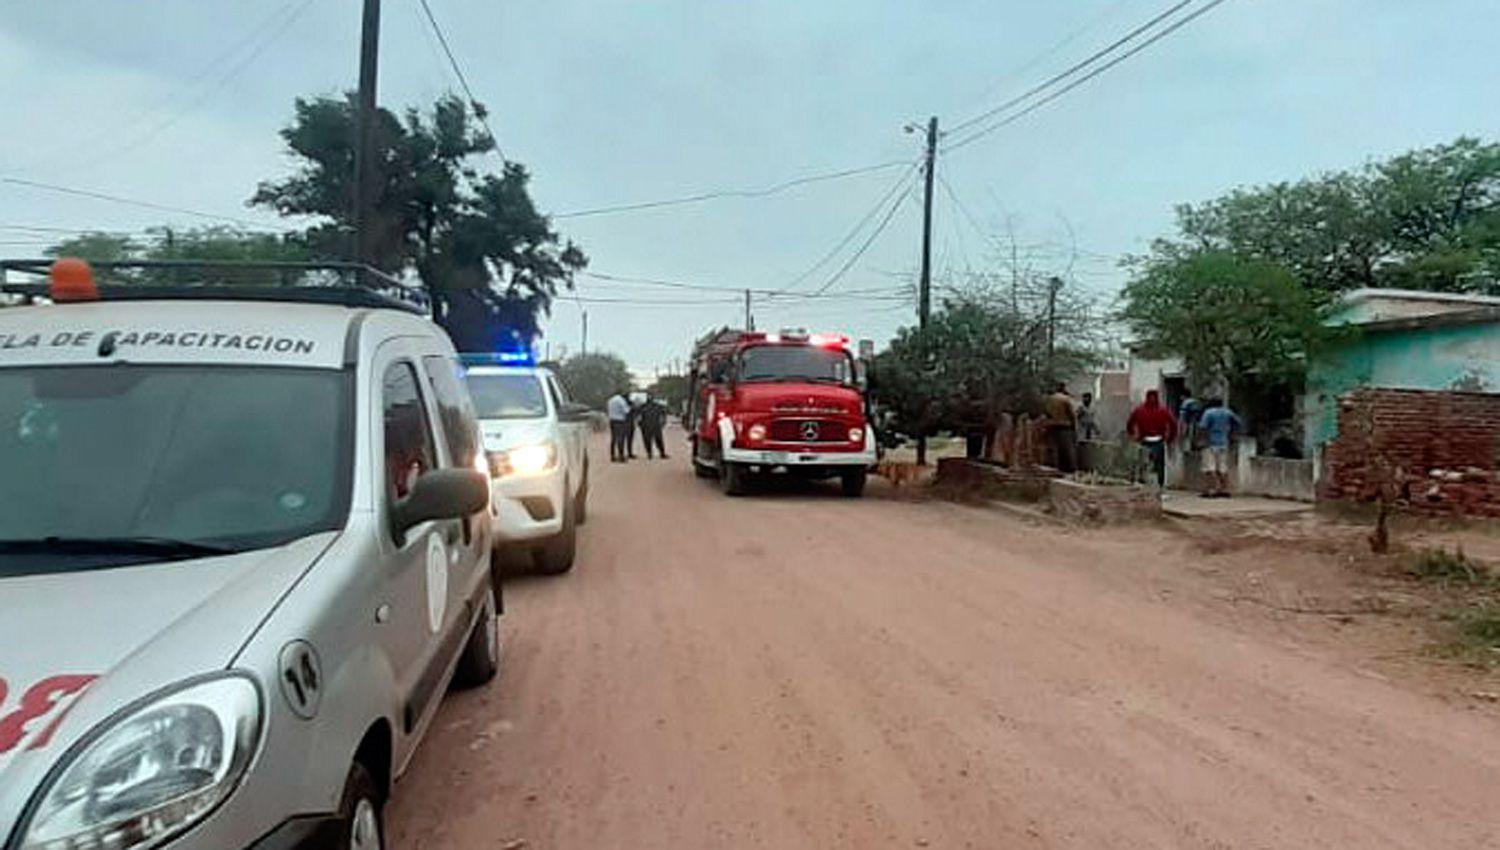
<box><xmin>1320</xmin><ymin>388</ymin><xmax>1500</xmax><ymax>517</ymax></box>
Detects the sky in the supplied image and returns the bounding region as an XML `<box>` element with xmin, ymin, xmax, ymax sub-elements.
<box><xmin>2</xmin><ymin>0</ymin><xmax>1497</xmax><ymax>379</ymax></box>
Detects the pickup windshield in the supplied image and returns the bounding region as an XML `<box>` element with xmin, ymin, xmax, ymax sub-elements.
<box><xmin>0</xmin><ymin>365</ymin><xmax>350</xmax><ymax>575</ymax></box>
<box><xmin>738</xmin><ymin>345</ymin><xmax>852</xmax><ymax>384</ymax></box>
<box><xmin>465</xmin><ymin>373</ymin><xmax>548</xmax><ymax>419</ymax></box>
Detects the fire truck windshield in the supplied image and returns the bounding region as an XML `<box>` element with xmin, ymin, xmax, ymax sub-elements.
<box><xmin>738</xmin><ymin>345</ymin><xmax>851</xmax><ymax>385</ymax></box>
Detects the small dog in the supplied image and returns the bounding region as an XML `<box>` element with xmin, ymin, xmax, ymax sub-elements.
<box><xmin>874</xmin><ymin>459</ymin><xmax>923</xmax><ymax>489</ymax></box>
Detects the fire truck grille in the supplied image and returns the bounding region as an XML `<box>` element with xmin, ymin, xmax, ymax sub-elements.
<box><xmin>769</xmin><ymin>418</ymin><xmax>845</xmax><ymax>443</ymax></box>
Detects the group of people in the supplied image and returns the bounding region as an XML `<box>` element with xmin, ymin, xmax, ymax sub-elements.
<box><xmin>606</xmin><ymin>392</ymin><xmax>670</xmax><ymax>462</ymax></box>
<box><xmin>1042</xmin><ymin>383</ymin><xmax>1242</xmax><ymax>496</ymax></box>
<box><xmin>1126</xmin><ymin>388</ymin><xmax>1242</xmax><ymax>497</ymax></box>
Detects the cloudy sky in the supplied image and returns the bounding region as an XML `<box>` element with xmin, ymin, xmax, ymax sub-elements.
<box><xmin>2</xmin><ymin>1</ymin><xmax>1496</xmax><ymax>376</ymax></box>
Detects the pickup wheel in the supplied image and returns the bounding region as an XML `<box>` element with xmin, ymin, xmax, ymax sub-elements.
<box><xmin>721</xmin><ymin>461</ymin><xmax>748</xmax><ymax>496</ymax></box>
<box><xmin>575</xmin><ymin>460</ymin><xmax>590</xmax><ymax>525</ymax></box>
<box><xmin>534</xmin><ymin>491</ymin><xmax>578</xmax><ymax>574</ymax></box>
<box><xmin>840</xmin><ymin>468</ymin><xmax>868</xmax><ymax>498</ymax></box>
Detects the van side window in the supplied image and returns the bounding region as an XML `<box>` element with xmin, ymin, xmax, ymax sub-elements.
<box><xmin>421</xmin><ymin>356</ymin><xmax>480</xmax><ymax>470</ymax></box>
<box><xmin>382</xmin><ymin>362</ymin><xmax>437</xmax><ymax>503</ymax></box>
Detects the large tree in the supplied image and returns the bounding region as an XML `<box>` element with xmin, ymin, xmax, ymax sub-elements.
<box><xmin>1121</xmin><ymin>251</ymin><xmax>1329</xmax><ymax>390</ymax></box>
<box><xmin>556</xmin><ymin>352</ymin><xmax>633</xmax><ymax>410</ymax></box>
<box><xmin>1154</xmin><ymin>137</ymin><xmax>1500</xmax><ymax>296</ymax></box>
<box><xmin>874</xmin><ymin>277</ymin><xmax>1099</xmax><ymax>451</ymax></box>
<box><xmin>250</xmin><ymin>93</ymin><xmax>586</xmax><ymax>348</ymax></box>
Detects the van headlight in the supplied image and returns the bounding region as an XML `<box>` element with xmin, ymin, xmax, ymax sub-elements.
<box><xmin>18</xmin><ymin>675</ymin><xmax>262</xmax><ymax>850</ymax></box>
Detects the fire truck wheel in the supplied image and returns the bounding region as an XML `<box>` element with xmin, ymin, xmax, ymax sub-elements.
<box><xmin>721</xmin><ymin>462</ymin><xmax>748</xmax><ymax>496</ymax></box>
<box><xmin>840</xmin><ymin>468</ymin><xmax>868</xmax><ymax>498</ymax></box>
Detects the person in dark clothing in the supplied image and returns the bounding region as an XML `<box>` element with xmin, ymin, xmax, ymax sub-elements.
<box><xmin>638</xmin><ymin>397</ymin><xmax>669</xmax><ymax>459</ymax></box>
<box><xmin>625</xmin><ymin>399</ymin><xmax>639</xmax><ymax>459</ymax></box>
<box><xmin>1127</xmin><ymin>389</ymin><xmax>1179</xmax><ymax>488</ymax></box>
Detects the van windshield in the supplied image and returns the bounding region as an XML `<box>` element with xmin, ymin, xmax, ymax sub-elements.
<box><xmin>465</xmin><ymin>373</ymin><xmax>548</xmax><ymax>419</ymax></box>
<box><xmin>738</xmin><ymin>345</ymin><xmax>852</xmax><ymax>384</ymax></box>
<box><xmin>0</xmin><ymin>365</ymin><xmax>350</xmax><ymax>575</ymax></box>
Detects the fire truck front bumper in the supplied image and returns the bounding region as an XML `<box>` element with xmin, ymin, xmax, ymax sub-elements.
<box><xmin>721</xmin><ymin>444</ymin><xmax>876</xmax><ymax>468</ymax></box>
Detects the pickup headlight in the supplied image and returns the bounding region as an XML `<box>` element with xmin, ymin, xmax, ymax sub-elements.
<box><xmin>18</xmin><ymin>675</ymin><xmax>261</xmax><ymax>850</ymax></box>
<box><xmin>487</xmin><ymin>442</ymin><xmax>558</xmax><ymax>478</ymax></box>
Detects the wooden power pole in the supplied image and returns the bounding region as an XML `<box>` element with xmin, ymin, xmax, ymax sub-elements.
<box><xmin>916</xmin><ymin>115</ymin><xmax>938</xmax><ymax>466</ymax></box>
<box><xmin>352</xmin><ymin>0</ymin><xmax>381</xmax><ymax>269</ymax></box>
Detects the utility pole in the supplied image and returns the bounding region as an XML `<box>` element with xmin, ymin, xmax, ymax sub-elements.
<box><xmin>916</xmin><ymin>115</ymin><xmax>938</xmax><ymax>466</ymax></box>
<box><xmin>1046</xmin><ymin>275</ymin><xmax>1062</xmax><ymax>374</ymax></box>
<box><xmin>581</xmin><ymin>310</ymin><xmax>589</xmax><ymax>355</ymax></box>
<box><xmin>351</xmin><ymin>0</ymin><xmax>381</xmax><ymax>269</ymax></box>
<box><xmin>918</xmin><ymin>115</ymin><xmax>937</xmax><ymax>329</ymax></box>
<box><xmin>744</xmin><ymin>289</ymin><xmax>753</xmax><ymax>330</ymax></box>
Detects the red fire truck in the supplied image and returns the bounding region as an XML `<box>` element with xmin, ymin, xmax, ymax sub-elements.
<box><xmin>686</xmin><ymin>328</ymin><xmax>876</xmax><ymax>496</ymax></box>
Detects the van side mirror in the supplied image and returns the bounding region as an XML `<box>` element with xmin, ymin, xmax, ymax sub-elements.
<box><xmin>558</xmin><ymin>402</ymin><xmax>592</xmax><ymax>422</ymax></box>
<box><xmin>391</xmin><ymin>468</ymin><xmax>490</xmax><ymax>542</ymax></box>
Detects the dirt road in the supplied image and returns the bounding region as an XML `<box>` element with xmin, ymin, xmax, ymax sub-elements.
<box><xmin>389</xmin><ymin>432</ymin><xmax>1500</xmax><ymax>848</ymax></box>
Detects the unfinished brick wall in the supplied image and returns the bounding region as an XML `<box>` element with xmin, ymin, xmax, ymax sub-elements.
<box><xmin>1320</xmin><ymin>388</ymin><xmax>1500</xmax><ymax>517</ymax></box>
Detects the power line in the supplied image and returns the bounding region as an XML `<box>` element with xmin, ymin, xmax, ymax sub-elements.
<box><xmin>944</xmin><ymin>0</ymin><xmax>1234</xmax><ymax>153</ymax></box>
<box><xmin>552</xmin><ymin>159</ymin><xmax>911</xmax><ymax>219</ymax></box>
<box><xmin>16</xmin><ymin>1</ymin><xmax>309</xmax><ymax>174</ymax></box>
<box><xmin>416</xmin><ymin>0</ymin><xmax>510</xmax><ymax>163</ymax></box>
<box><xmin>69</xmin><ymin>0</ymin><xmax>317</xmax><ymax>174</ymax></box>
<box><xmin>579</xmin><ymin>271</ymin><xmax>905</xmax><ymax>300</ymax></box>
<box><xmin>948</xmin><ymin>0</ymin><xmax>1194</xmax><ymax>135</ymax></box>
<box><xmin>776</xmin><ymin>161</ymin><xmax>921</xmax><ymax>293</ymax></box>
<box><xmin>0</xmin><ymin>177</ymin><xmax>283</xmax><ymax>230</ymax></box>
<box><xmin>810</xmin><ymin>175</ymin><xmax>917</xmax><ymax>296</ymax></box>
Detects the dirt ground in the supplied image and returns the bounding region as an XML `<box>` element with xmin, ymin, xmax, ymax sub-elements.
<box><xmin>387</xmin><ymin>431</ymin><xmax>1500</xmax><ymax>848</ymax></box>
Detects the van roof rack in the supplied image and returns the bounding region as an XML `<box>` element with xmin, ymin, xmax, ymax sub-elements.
<box><xmin>0</xmin><ymin>259</ymin><xmax>431</xmax><ymax>316</ymax></box>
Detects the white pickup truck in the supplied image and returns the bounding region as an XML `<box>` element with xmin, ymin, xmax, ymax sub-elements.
<box><xmin>463</xmin><ymin>362</ymin><xmax>591</xmax><ymax>573</ymax></box>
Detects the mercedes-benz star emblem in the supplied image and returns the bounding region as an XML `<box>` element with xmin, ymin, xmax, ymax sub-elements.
<box><xmin>800</xmin><ymin>421</ymin><xmax>820</xmax><ymax>440</ymax></box>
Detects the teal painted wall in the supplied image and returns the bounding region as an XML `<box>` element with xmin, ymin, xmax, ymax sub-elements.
<box><xmin>1305</xmin><ymin>322</ymin><xmax>1500</xmax><ymax>452</ymax></box>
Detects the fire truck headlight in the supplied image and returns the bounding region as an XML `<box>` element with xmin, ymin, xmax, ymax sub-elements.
<box><xmin>847</xmin><ymin>427</ymin><xmax>864</xmax><ymax>443</ymax></box>
<box><xmin>747</xmin><ymin>423</ymin><xmax>767</xmax><ymax>442</ymax></box>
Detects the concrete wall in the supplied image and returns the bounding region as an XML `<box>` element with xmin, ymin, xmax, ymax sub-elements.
<box><xmin>1305</xmin><ymin>322</ymin><xmax>1500</xmax><ymax>454</ymax></box>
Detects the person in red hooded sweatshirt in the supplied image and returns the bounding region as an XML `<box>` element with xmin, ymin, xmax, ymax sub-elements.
<box><xmin>1127</xmin><ymin>389</ymin><xmax>1178</xmax><ymax>488</ymax></box>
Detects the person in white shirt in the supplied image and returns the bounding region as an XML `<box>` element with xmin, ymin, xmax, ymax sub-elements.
<box><xmin>606</xmin><ymin>392</ymin><xmax>631</xmax><ymax>462</ymax></box>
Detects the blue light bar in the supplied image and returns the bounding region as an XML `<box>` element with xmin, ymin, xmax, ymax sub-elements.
<box><xmin>460</xmin><ymin>350</ymin><xmax>535</xmax><ymax>367</ymax></box>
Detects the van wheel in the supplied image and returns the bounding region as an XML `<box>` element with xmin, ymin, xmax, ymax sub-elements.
<box><xmin>534</xmin><ymin>497</ymin><xmax>577</xmax><ymax>574</ymax></box>
<box><xmin>840</xmin><ymin>468</ymin><xmax>867</xmax><ymax>497</ymax></box>
<box><xmin>338</xmin><ymin>762</ymin><xmax>384</xmax><ymax>850</ymax></box>
<box><xmin>721</xmin><ymin>462</ymin><xmax>748</xmax><ymax>496</ymax></box>
<box><xmin>453</xmin><ymin>581</ymin><xmax>500</xmax><ymax>688</ymax></box>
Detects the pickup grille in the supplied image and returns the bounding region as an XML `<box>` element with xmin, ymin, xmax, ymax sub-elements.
<box><xmin>768</xmin><ymin>418</ymin><xmax>846</xmax><ymax>443</ymax></box>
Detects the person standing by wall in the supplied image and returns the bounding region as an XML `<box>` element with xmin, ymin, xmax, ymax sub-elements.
<box><xmin>1043</xmin><ymin>382</ymin><xmax>1078</xmax><ymax>473</ymax></box>
<box><xmin>1127</xmin><ymin>389</ymin><xmax>1179</xmax><ymax>488</ymax></box>
<box><xmin>1197</xmin><ymin>397</ymin><xmax>1243</xmax><ymax>497</ymax></box>
<box><xmin>1076</xmin><ymin>391</ymin><xmax>1099</xmax><ymax>471</ymax></box>
<box><xmin>607</xmin><ymin>391</ymin><xmax>631</xmax><ymax>463</ymax></box>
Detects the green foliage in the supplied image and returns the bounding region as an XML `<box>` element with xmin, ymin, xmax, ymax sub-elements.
<box><xmin>1155</xmin><ymin>137</ymin><xmax>1500</xmax><ymax>295</ymax></box>
<box><xmin>44</xmin><ymin>232</ymin><xmax>137</xmax><ymax>262</ymax></box>
<box><xmin>874</xmin><ymin>284</ymin><xmax>1097</xmax><ymax>438</ymax></box>
<box><xmin>557</xmin><ymin>352</ymin><xmax>633</xmax><ymax>410</ymax></box>
<box><xmin>250</xmin><ymin>93</ymin><xmax>586</xmax><ymax>344</ymax></box>
<box><xmin>1407</xmin><ymin>546</ymin><xmax>1489</xmax><ymax>584</ymax></box>
<box><xmin>1121</xmin><ymin>251</ymin><xmax>1329</xmax><ymax>387</ymax></box>
<box><xmin>1460</xmin><ymin>606</ymin><xmax>1500</xmax><ymax>648</ymax></box>
<box><xmin>646</xmin><ymin>373</ymin><xmax>691</xmax><ymax>413</ymax></box>
<box><xmin>45</xmin><ymin>227</ymin><xmax>312</xmax><ymax>286</ymax></box>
